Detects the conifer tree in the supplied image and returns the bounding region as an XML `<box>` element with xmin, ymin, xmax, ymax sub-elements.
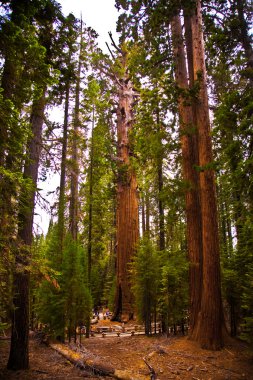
<box><xmin>132</xmin><ymin>237</ymin><xmax>160</xmax><ymax>335</ymax></box>
<box><xmin>107</xmin><ymin>41</ymin><xmax>139</xmax><ymax>322</ymax></box>
<box><xmin>7</xmin><ymin>1</ymin><xmax>63</xmax><ymax>368</ymax></box>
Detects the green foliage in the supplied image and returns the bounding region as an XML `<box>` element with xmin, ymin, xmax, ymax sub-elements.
<box><xmin>34</xmin><ymin>226</ymin><xmax>65</xmax><ymax>339</ymax></box>
<box><xmin>62</xmin><ymin>234</ymin><xmax>92</xmax><ymax>336</ymax></box>
<box><xmin>131</xmin><ymin>236</ymin><xmax>188</xmax><ymax>335</ymax></box>
<box><xmin>80</xmin><ymin>77</ymin><xmax>116</xmax><ymax>308</ymax></box>
<box><xmin>239</xmin><ymin>245</ymin><xmax>253</xmax><ymax>346</ymax></box>
<box><xmin>159</xmin><ymin>249</ymin><xmax>189</xmax><ymax>332</ymax></box>
<box><xmin>34</xmin><ymin>227</ymin><xmax>92</xmax><ymax>340</ymax></box>
<box><xmin>131</xmin><ymin>237</ymin><xmax>160</xmax><ymax>334</ymax></box>
<box><xmin>107</xmin><ymin>275</ymin><xmax>116</xmax><ymax>311</ymax></box>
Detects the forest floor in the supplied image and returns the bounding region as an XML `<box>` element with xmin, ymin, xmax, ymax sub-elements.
<box><xmin>0</xmin><ymin>320</ymin><xmax>253</xmax><ymax>380</ymax></box>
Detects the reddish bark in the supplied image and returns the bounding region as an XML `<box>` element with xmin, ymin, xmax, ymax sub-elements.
<box><xmin>113</xmin><ymin>53</ymin><xmax>139</xmax><ymax>322</ymax></box>
<box><xmin>189</xmin><ymin>0</ymin><xmax>224</xmax><ymax>350</ymax></box>
<box><xmin>171</xmin><ymin>14</ymin><xmax>202</xmax><ymax>337</ymax></box>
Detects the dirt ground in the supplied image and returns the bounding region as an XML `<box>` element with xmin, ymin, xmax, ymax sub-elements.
<box><xmin>1</xmin><ymin>320</ymin><xmax>253</xmax><ymax>380</ymax></box>
<box><xmin>83</xmin><ymin>334</ymin><xmax>253</xmax><ymax>380</ymax></box>
<box><xmin>0</xmin><ymin>339</ymin><xmax>109</xmax><ymax>380</ymax></box>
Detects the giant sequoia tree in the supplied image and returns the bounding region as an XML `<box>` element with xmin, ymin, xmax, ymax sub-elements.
<box><xmin>171</xmin><ymin>13</ymin><xmax>203</xmax><ymax>339</ymax></box>
<box><xmin>170</xmin><ymin>2</ymin><xmax>224</xmax><ymax>350</ymax></box>
<box><xmin>187</xmin><ymin>0</ymin><xmax>223</xmax><ymax>349</ymax></box>
<box><xmin>111</xmin><ymin>42</ymin><xmax>139</xmax><ymax>322</ymax></box>
<box><xmin>115</xmin><ymin>0</ymin><xmax>225</xmax><ymax>349</ymax></box>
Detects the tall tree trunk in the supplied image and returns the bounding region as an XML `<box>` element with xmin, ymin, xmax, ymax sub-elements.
<box><xmin>141</xmin><ymin>195</ymin><xmax>146</xmax><ymax>236</ymax></box>
<box><xmin>87</xmin><ymin>105</ymin><xmax>95</xmax><ymax>286</ymax></box>
<box><xmin>113</xmin><ymin>53</ymin><xmax>139</xmax><ymax>322</ymax></box>
<box><xmin>171</xmin><ymin>14</ymin><xmax>203</xmax><ymax>337</ymax></box>
<box><xmin>67</xmin><ymin>20</ymin><xmax>83</xmax><ymax>340</ymax></box>
<box><xmin>158</xmin><ymin>163</ymin><xmax>165</xmax><ymax>250</ymax></box>
<box><xmin>145</xmin><ymin>192</ymin><xmax>150</xmax><ymax>236</ymax></box>
<box><xmin>69</xmin><ymin>25</ymin><xmax>82</xmax><ymax>241</ymax></box>
<box><xmin>7</xmin><ymin>88</ymin><xmax>46</xmax><ymax>370</ymax></box>
<box><xmin>156</xmin><ymin>107</ymin><xmax>165</xmax><ymax>251</ymax></box>
<box><xmin>57</xmin><ymin>79</ymin><xmax>70</xmax><ymax>264</ymax></box>
<box><xmin>0</xmin><ymin>11</ymin><xmax>25</xmax><ymax>314</ymax></box>
<box><xmin>54</xmin><ymin>79</ymin><xmax>70</xmax><ymax>344</ymax></box>
<box><xmin>190</xmin><ymin>0</ymin><xmax>224</xmax><ymax>350</ymax></box>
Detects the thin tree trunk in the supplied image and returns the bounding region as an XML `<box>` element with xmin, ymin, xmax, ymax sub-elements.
<box><xmin>190</xmin><ymin>0</ymin><xmax>224</xmax><ymax>350</ymax></box>
<box><xmin>68</xmin><ymin>20</ymin><xmax>83</xmax><ymax>341</ymax></box>
<box><xmin>141</xmin><ymin>195</ymin><xmax>146</xmax><ymax>236</ymax></box>
<box><xmin>7</xmin><ymin>88</ymin><xmax>46</xmax><ymax>370</ymax></box>
<box><xmin>57</xmin><ymin>79</ymin><xmax>70</xmax><ymax>264</ymax></box>
<box><xmin>156</xmin><ymin>107</ymin><xmax>165</xmax><ymax>251</ymax></box>
<box><xmin>55</xmin><ymin>78</ymin><xmax>70</xmax><ymax>343</ymax></box>
<box><xmin>87</xmin><ymin>105</ymin><xmax>95</xmax><ymax>286</ymax></box>
<box><xmin>158</xmin><ymin>163</ymin><xmax>165</xmax><ymax>251</ymax></box>
<box><xmin>171</xmin><ymin>14</ymin><xmax>203</xmax><ymax>338</ymax></box>
<box><xmin>69</xmin><ymin>21</ymin><xmax>83</xmax><ymax>241</ymax></box>
<box><xmin>145</xmin><ymin>193</ymin><xmax>150</xmax><ymax>235</ymax></box>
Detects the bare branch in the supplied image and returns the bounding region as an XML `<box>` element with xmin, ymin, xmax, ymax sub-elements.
<box><xmin>143</xmin><ymin>357</ymin><xmax>157</xmax><ymax>380</ymax></box>
<box><xmin>106</xmin><ymin>42</ymin><xmax>116</xmax><ymax>60</ymax></box>
<box><xmin>108</xmin><ymin>31</ymin><xmax>122</xmax><ymax>54</ymax></box>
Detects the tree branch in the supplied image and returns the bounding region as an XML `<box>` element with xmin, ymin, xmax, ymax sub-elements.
<box><xmin>108</xmin><ymin>31</ymin><xmax>122</xmax><ymax>54</ymax></box>
<box><xmin>143</xmin><ymin>357</ymin><xmax>157</xmax><ymax>380</ymax></box>
<box><xmin>106</xmin><ymin>42</ymin><xmax>116</xmax><ymax>60</ymax></box>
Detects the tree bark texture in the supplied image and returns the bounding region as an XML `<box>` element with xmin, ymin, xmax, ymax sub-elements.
<box><xmin>113</xmin><ymin>57</ymin><xmax>139</xmax><ymax>322</ymax></box>
<box><xmin>7</xmin><ymin>88</ymin><xmax>46</xmax><ymax>370</ymax></box>
<box><xmin>57</xmin><ymin>80</ymin><xmax>69</xmax><ymax>265</ymax></box>
<box><xmin>171</xmin><ymin>14</ymin><xmax>203</xmax><ymax>337</ymax></box>
<box><xmin>156</xmin><ymin>108</ymin><xmax>165</xmax><ymax>251</ymax></box>
<box><xmin>69</xmin><ymin>23</ymin><xmax>83</xmax><ymax>241</ymax></box>
<box><xmin>190</xmin><ymin>0</ymin><xmax>224</xmax><ymax>350</ymax></box>
<box><xmin>87</xmin><ymin>105</ymin><xmax>95</xmax><ymax>286</ymax></box>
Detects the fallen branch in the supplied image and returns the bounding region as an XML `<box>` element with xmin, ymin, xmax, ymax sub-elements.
<box><xmin>143</xmin><ymin>357</ymin><xmax>157</xmax><ymax>380</ymax></box>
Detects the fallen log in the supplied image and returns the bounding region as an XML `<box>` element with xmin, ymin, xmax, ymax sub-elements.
<box><xmin>50</xmin><ymin>343</ymin><xmax>150</xmax><ymax>380</ymax></box>
<box><xmin>50</xmin><ymin>343</ymin><xmax>114</xmax><ymax>376</ymax></box>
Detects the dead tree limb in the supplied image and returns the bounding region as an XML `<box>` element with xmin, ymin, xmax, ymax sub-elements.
<box><xmin>106</xmin><ymin>41</ymin><xmax>116</xmax><ymax>60</ymax></box>
<box><xmin>109</xmin><ymin>31</ymin><xmax>123</xmax><ymax>54</ymax></box>
<box><xmin>143</xmin><ymin>357</ymin><xmax>157</xmax><ymax>380</ymax></box>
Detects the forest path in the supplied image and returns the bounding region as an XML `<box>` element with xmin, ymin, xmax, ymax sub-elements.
<box><xmin>1</xmin><ymin>327</ymin><xmax>253</xmax><ymax>380</ymax></box>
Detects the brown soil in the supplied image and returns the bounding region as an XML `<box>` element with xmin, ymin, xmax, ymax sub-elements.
<box><xmin>83</xmin><ymin>334</ymin><xmax>253</xmax><ymax>380</ymax></box>
<box><xmin>0</xmin><ymin>339</ymin><xmax>108</xmax><ymax>380</ymax></box>
<box><xmin>1</xmin><ymin>321</ymin><xmax>253</xmax><ymax>380</ymax></box>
